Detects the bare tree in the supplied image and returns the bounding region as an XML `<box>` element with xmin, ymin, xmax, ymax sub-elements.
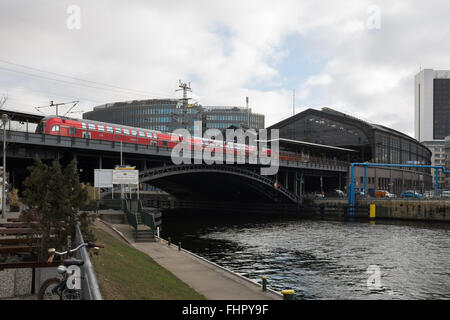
<box><xmin>0</xmin><ymin>94</ymin><xmax>7</xmax><ymax>109</ymax></box>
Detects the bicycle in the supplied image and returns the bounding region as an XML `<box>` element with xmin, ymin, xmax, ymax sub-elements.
<box><xmin>37</xmin><ymin>242</ymin><xmax>104</xmax><ymax>300</ymax></box>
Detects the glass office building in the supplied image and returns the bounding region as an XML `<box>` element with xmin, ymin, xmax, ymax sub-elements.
<box><xmin>83</xmin><ymin>99</ymin><xmax>264</xmax><ymax>134</ymax></box>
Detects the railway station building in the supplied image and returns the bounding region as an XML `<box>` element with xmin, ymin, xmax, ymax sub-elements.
<box><xmin>268</xmin><ymin>107</ymin><xmax>433</xmax><ymax>196</ymax></box>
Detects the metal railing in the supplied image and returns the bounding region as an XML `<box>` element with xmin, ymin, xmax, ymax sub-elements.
<box><xmin>123</xmin><ymin>200</ymin><xmax>138</xmax><ymax>231</ymax></box>
<box><xmin>2</xmin><ymin>128</ymin><xmax>349</xmax><ymax>172</ymax></box>
<box><xmin>74</xmin><ymin>225</ymin><xmax>102</xmax><ymax>300</ymax></box>
<box><xmin>137</xmin><ymin>201</ymin><xmax>158</xmax><ymax>235</ymax></box>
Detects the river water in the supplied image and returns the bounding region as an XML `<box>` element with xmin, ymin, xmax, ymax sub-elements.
<box><xmin>161</xmin><ymin>211</ymin><xmax>450</xmax><ymax>300</ymax></box>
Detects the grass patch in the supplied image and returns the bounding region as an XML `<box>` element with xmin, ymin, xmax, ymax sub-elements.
<box><xmin>90</xmin><ymin>226</ymin><xmax>205</xmax><ymax>300</ymax></box>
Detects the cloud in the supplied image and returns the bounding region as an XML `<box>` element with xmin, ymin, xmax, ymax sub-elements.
<box><xmin>1</xmin><ymin>0</ymin><xmax>450</xmax><ymax>136</ymax></box>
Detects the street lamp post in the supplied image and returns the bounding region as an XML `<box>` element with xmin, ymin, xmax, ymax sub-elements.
<box><xmin>1</xmin><ymin>114</ymin><xmax>8</xmax><ymax>219</ymax></box>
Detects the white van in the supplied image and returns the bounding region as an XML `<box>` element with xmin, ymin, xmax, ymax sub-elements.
<box><xmin>441</xmin><ymin>190</ymin><xmax>450</xmax><ymax>198</ymax></box>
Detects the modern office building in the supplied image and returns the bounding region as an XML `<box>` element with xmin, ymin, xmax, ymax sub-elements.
<box><xmin>269</xmin><ymin>107</ymin><xmax>432</xmax><ymax>195</ymax></box>
<box><xmin>414</xmin><ymin>69</ymin><xmax>450</xmax><ymax>188</ymax></box>
<box><xmin>83</xmin><ymin>99</ymin><xmax>264</xmax><ymax>134</ymax></box>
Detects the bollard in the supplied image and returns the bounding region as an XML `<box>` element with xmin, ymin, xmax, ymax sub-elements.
<box><xmin>262</xmin><ymin>276</ymin><xmax>267</xmax><ymax>292</ymax></box>
<box><xmin>168</xmin><ymin>237</ymin><xmax>171</xmax><ymax>246</ymax></box>
<box><xmin>178</xmin><ymin>242</ymin><xmax>181</xmax><ymax>251</ymax></box>
<box><xmin>369</xmin><ymin>203</ymin><xmax>376</xmax><ymax>219</ymax></box>
<box><xmin>281</xmin><ymin>289</ymin><xmax>295</xmax><ymax>300</ymax></box>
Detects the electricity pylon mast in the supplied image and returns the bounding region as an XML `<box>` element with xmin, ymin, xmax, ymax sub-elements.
<box><xmin>176</xmin><ymin>80</ymin><xmax>192</xmax><ymax>107</ymax></box>
<box><xmin>35</xmin><ymin>100</ymin><xmax>79</xmax><ymax>116</ymax></box>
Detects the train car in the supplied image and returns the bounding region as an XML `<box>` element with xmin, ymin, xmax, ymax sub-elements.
<box><xmin>36</xmin><ymin>115</ymin><xmax>277</xmax><ymax>160</ymax></box>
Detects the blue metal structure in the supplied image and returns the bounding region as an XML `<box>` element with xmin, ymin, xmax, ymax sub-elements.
<box><xmin>348</xmin><ymin>163</ymin><xmax>450</xmax><ymax>214</ymax></box>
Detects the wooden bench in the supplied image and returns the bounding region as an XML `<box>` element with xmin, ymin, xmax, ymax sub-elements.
<box><xmin>0</xmin><ymin>228</ymin><xmax>34</xmax><ymax>235</ymax></box>
<box><xmin>0</xmin><ymin>238</ymin><xmax>41</xmax><ymax>245</ymax></box>
<box><xmin>0</xmin><ymin>246</ymin><xmax>38</xmax><ymax>254</ymax></box>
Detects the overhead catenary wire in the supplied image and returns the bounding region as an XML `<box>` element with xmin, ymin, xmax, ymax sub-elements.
<box><xmin>0</xmin><ymin>59</ymin><xmax>173</xmax><ymax>99</ymax></box>
<box><xmin>0</xmin><ymin>66</ymin><xmax>162</xmax><ymax>99</ymax></box>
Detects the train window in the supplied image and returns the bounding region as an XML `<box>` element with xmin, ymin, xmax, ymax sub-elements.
<box><xmin>69</xmin><ymin>127</ymin><xmax>77</xmax><ymax>135</ymax></box>
<box><xmin>98</xmin><ymin>125</ymin><xmax>105</xmax><ymax>132</ymax></box>
<box><xmin>115</xmin><ymin>127</ymin><xmax>122</xmax><ymax>134</ymax></box>
<box><xmin>82</xmin><ymin>132</ymin><xmax>91</xmax><ymax>139</ymax></box>
<box><xmin>88</xmin><ymin>123</ymin><xmax>96</xmax><ymax>130</ymax></box>
<box><xmin>131</xmin><ymin>130</ymin><xmax>137</xmax><ymax>136</ymax></box>
<box><xmin>106</xmin><ymin>126</ymin><xmax>113</xmax><ymax>133</ymax></box>
<box><xmin>51</xmin><ymin>125</ymin><xmax>60</xmax><ymax>132</ymax></box>
<box><xmin>81</xmin><ymin>123</ymin><xmax>87</xmax><ymax>129</ymax></box>
<box><xmin>123</xmin><ymin>129</ymin><xmax>130</xmax><ymax>135</ymax></box>
<box><xmin>145</xmin><ymin>132</ymin><xmax>151</xmax><ymax>138</ymax></box>
<box><xmin>154</xmin><ymin>133</ymin><xmax>158</xmax><ymax>139</ymax></box>
<box><xmin>162</xmin><ymin>140</ymin><xmax>167</xmax><ymax>146</ymax></box>
<box><xmin>139</xmin><ymin>131</ymin><xmax>145</xmax><ymax>137</ymax></box>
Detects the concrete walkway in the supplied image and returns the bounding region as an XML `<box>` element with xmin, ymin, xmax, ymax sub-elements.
<box><xmin>95</xmin><ymin>220</ymin><xmax>282</xmax><ymax>300</ymax></box>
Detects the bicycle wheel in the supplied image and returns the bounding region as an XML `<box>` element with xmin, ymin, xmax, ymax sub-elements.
<box><xmin>37</xmin><ymin>278</ymin><xmax>61</xmax><ymax>300</ymax></box>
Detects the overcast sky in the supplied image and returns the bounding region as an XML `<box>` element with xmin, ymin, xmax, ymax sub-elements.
<box><xmin>1</xmin><ymin>0</ymin><xmax>449</xmax><ymax>136</ymax></box>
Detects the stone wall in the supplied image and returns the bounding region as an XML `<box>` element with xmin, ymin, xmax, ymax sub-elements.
<box><xmin>362</xmin><ymin>200</ymin><xmax>449</xmax><ymax>222</ymax></box>
<box><xmin>313</xmin><ymin>199</ymin><xmax>450</xmax><ymax>222</ymax></box>
<box><xmin>0</xmin><ymin>267</ymin><xmax>58</xmax><ymax>299</ymax></box>
<box><xmin>0</xmin><ymin>269</ymin><xmax>32</xmax><ymax>298</ymax></box>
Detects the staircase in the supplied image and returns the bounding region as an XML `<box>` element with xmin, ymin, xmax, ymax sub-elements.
<box><xmin>124</xmin><ymin>200</ymin><xmax>161</xmax><ymax>243</ymax></box>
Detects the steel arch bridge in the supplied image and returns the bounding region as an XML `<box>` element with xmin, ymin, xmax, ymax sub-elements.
<box><xmin>139</xmin><ymin>164</ymin><xmax>300</xmax><ymax>204</ymax></box>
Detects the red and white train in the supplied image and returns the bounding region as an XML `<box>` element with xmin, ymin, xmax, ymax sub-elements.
<box><xmin>36</xmin><ymin>115</ymin><xmax>312</xmax><ymax>161</ymax></box>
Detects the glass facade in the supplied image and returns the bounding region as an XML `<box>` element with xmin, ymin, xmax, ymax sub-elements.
<box><xmin>433</xmin><ymin>79</ymin><xmax>450</xmax><ymax>139</ymax></box>
<box><xmin>269</xmin><ymin>108</ymin><xmax>432</xmax><ymax>167</ymax></box>
<box><xmin>83</xmin><ymin>100</ymin><xmax>264</xmax><ymax>134</ymax></box>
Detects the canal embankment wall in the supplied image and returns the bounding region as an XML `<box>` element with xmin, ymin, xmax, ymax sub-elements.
<box><xmin>315</xmin><ymin>199</ymin><xmax>450</xmax><ymax>222</ymax></box>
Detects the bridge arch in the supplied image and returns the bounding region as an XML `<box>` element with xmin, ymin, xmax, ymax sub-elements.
<box><xmin>139</xmin><ymin>164</ymin><xmax>299</xmax><ymax>204</ymax></box>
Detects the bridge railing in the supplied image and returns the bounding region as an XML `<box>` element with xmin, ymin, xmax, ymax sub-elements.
<box><xmin>3</xmin><ymin>129</ymin><xmax>349</xmax><ymax>172</ymax></box>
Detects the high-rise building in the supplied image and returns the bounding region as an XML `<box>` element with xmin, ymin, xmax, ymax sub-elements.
<box><xmin>414</xmin><ymin>69</ymin><xmax>450</xmax><ymax>189</ymax></box>
<box><xmin>415</xmin><ymin>69</ymin><xmax>450</xmax><ymax>141</ymax></box>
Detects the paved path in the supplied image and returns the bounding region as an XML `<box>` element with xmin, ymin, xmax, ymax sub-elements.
<box><xmin>95</xmin><ymin>220</ymin><xmax>282</xmax><ymax>300</ymax></box>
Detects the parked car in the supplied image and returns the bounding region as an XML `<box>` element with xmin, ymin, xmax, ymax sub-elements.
<box><xmin>326</xmin><ymin>189</ymin><xmax>345</xmax><ymax>197</ymax></box>
<box><xmin>355</xmin><ymin>187</ymin><xmax>365</xmax><ymax>196</ymax></box>
<box><xmin>440</xmin><ymin>190</ymin><xmax>450</xmax><ymax>198</ymax></box>
<box><xmin>374</xmin><ymin>190</ymin><xmax>387</xmax><ymax>198</ymax></box>
<box><xmin>423</xmin><ymin>190</ymin><xmax>435</xmax><ymax>199</ymax></box>
<box><xmin>384</xmin><ymin>191</ymin><xmax>396</xmax><ymax>198</ymax></box>
<box><xmin>401</xmin><ymin>190</ymin><xmax>423</xmax><ymax>199</ymax></box>
<box><xmin>313</xmin><ymin>192</ymin><xmax>325</xmax><ymax>198</ymax></box>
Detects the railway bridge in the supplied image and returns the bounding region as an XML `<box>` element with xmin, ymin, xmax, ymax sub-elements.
<box><xmin>0</xmin><ymin>111</ymin><xmax>351</xmax><ymax>206</ymax></box>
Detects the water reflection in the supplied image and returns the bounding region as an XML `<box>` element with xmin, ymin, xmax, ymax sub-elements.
<box><xmin>162</xmin><ymin>211</ymin><xmax>450</xmax><ymax>300</ymax></box>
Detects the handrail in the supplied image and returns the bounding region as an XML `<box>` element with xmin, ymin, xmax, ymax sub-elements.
<box><xmin>74</xmin><ymin>225</ymin><xmax>102</xmax><ymax>300</ymax></box>
<box><xmin>137</xmin><ymin>201</ymin><xmax>157</xmax><ymax>235</ymax></box>
<box><xmin>123</xmin><ymin>200</ymin><xmax>138</xmax><ymax>230</ymax></box>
